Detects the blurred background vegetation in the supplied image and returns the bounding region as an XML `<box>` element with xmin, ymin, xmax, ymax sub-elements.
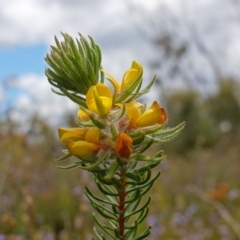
<box><xmin>1</xmin><ymin>76</ymin><xmax>240</xmax><ymax>239</ymax></box>
<box><xmin>1</xmin><ymin>1</ymin><xmax>240</xmax><ymax>239</ymax></box>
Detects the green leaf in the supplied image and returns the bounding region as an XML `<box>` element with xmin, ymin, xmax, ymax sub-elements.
<box><xmin>104</xmin><ymin>161</ymin><xmax>119</xmax><ymax>181</ymax></box>
<box><xmin>57</xmin><ymin>163</ymin><xmax>79</xmax><ymax>170</ymax></box>
<box><xmin>135</xmin><ymin>74</ymin><xmax>156</xmax><ymax>99</ymax></box>
<box><xmin>60</xmin><ymin>87</ymin><xmax>87</xmax><ymax>107</ymax></box>
<box><xmin>125</xmin><ymin>221</ymin><xmax>138</xmax><ymax>239</ymax></box>
<box><xmin>143</xmin><ymin>122</ymin><xmax>167</xmax><ymax>135</ymax></box>
<box><xmin>45</xmin><ymin>33</ymin><xmax>102</xmax><ymax>97</ymax></box>
<box><xmin>95</xmin><ymin>182</ymin><xmax>118</xmax><ymax>196</ymax></box>
<box><xmin>134</xmin><ymin>138</ymin><xmax>154</xmax><ymax>153</ymax></box>
<box><xmin>55</xmin><ymin>152</ymin><xmax>71</xmax><ymax>162</ymax></box>
<box><xmin>134</xmin><ymin>161</ymin><xmax>159</xmax><ymax>173</ymax></box>
<box><xmin>93</xmin><ymin>227</ymin><xmax>102</xmax><ymax>240</ymax></box>
<box><xmin>133</xmin><ymin>226</ymin><xmax>151</xmax><ymax>240</ymax></box>
<box><xmin>131</xmin><ymin>131</ymin><xmax>145</xmax><ymax>145</ymax></box>
<box><xmin>78</xmin><ymin>150</ymin><xmax>110</xmax><ymax>170</ymax></box>
<box><xmin>126</xmin><ymin>172</ymin><xmax>160</xmax><ymax>194</ymax></box>
<box><xmin>80</xmin><ymin>106</ymin><xmax>106</xmax><ymax>129</ymax></box>
<box><xmin>125</xmin><ymin>197</ymin><xmax>151</xmax><ymax>218</ymax></box>
<box><xmin>92</xmin><ymin>203</ymin><xmax>116</xmax><ymax>221</ymax></box>
<box><xmin>131</xmin><ymin>153</ymin><xmax>165</xmax><ymax>162</ymax></box>
<box><xmin>126</xmin><ymin>172</ymin><xmax>141</xmax><ymax>182</ymax></box>
<box><xmin>137</xmin><ymin>207</ymin><xmax>149</xmax><ymax>224</ymax></box>
<box><xmin>85</xmin><ymin>187</ymin><xmax>117</xmax><ymax>206</ymax></box>
<box><xmin>125</xmin><ymin>188</ymin><xmax>141</xmax><ymax>204</ymax></box>
<box><xmin>115</xmin><ymin>73</ymin><xmax>143</xmax><ymax>103</ymax></box>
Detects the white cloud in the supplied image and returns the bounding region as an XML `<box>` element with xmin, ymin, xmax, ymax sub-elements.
<box><xmin>1</xmin><ymin>0</ymin><xmax>240</xmax><ymax>127</ymax></box>
<box><xmin>0</xmin><ymin>0</ymin><xmax>158</xmax><ymax>79</ymax></box>
<box><xmin>10</xmin><ymin>74</ymin><xmax>77</xmax><ymax>127</ymax></box>
<box><xmin>0</xmin><ymin>0</ymin><xmax>131</xmax><ymax>46</ymax></box>
<box><xmin>1</xmin><ymin>0</ymin><xmax>240</xmax><ymax>79</ymax></box>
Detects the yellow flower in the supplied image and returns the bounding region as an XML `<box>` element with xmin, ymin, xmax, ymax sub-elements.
<box><xmin>115</xmin><ymin>133</ymin><xmax>133</xmax><ymax>158</ymax></box>
<box><xmin>58</xmin><ymin>127</ymin><xmax>100</xmax><ymax>157</ymax></box>
<box><xmin>58</xmin><ymin>128</ymin><xmax>86</xmax><ymax>142</ymax></box>
<box><xmin>102</xmin><ymin>61</ymin><xmax>143</xmax><ymax>91</ymax></box>
<box><xmin>77</xmin><ymin>108</ymin><xmax>90</xmax><ymax>121</ymax></box>
<box><xmin>124</xmin><ymin>101</ymin><xmax>167</xmax><ymax>128</ymax></box>
<box><xmin>86</xmin><ymin>83</ymin><xmax>113</xmax><ymax>115</ymax></box>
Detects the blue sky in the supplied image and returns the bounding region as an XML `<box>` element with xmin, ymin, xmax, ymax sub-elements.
<box><xmin>0</xmin><ymin>44</ymin><xmax>47</xmax><ymax>80</ymax></box>
<box><xmin>0</xmin><ymin>44</ymin><xmax>48</xmax><ymax>117</ymax></box>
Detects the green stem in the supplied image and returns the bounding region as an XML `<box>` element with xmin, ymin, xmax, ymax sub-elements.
<box><xmin>110</xmin><ymin>123</ymin><xmax>119</xmax><ymax>141</ymax></box>
<box><xmin>117</xmin><ymin>166</ymin><xmax>127</xmax><ymax>239</ymax></box>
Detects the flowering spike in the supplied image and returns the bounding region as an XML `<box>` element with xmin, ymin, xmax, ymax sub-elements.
<box><xmin>46</xmin><ymin>33</ymin><xmax>185</xmax><ymax>240</ymax></box>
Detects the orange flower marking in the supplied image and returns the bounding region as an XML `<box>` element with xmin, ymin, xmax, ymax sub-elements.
<box><xmin>115</xmin><ymin>133</ymin><xmax>133</xmax><ymax>158</ymax></box>
<box><xmin>158</xmin><ymin>107</ymin><xmax>167</xmax><ymax>124</ymax></box>
<box><xmin>123</xmin><ymin>101</ymin><xmax>167</xmax><ymax>128</ymax></box>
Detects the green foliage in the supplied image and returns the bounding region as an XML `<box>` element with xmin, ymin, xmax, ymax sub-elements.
<box><xmin>45</xmin><ymin>32</ymin><xmax>185</xmax><ymax>239</ymax></box>
<box><xmin>55</xmin><ymin>123</ymin><xmax>184</xmax><ymax>239</ymax></box>
<box><xmin>162</xmin><ymin>78</ymin><xmax>240</xmax><ymax>154</ymax></box>
<box><xmin>206</xmin><ymin>79</ymin><xmax>240</xmax><ymax>132</ymax></box>
<box><xmin>163</xmin><ymin>90</ymin><xmax>218</xmax><ymax>154</ymax></box>
<box><xmin>85</xmin><ymin>161</ymin><xmax>161</xmax><ymax>240</ymax></box>
<box><xmin>45</xmin><ymin>33</ymin><xmax>102</xmax><ymax>105</ymax></box>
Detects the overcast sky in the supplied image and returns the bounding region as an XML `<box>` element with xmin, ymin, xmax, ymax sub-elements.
<box><xmin>1</xmin><ymin>0</ymin><xmax>240</xmax><ymax>128</ymax></box>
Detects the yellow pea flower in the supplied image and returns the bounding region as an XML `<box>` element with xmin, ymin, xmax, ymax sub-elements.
<box><xmin>58</xmin><ymin>127</ymin><xmax>100</xmax><ymax>157</ymax></box>
<box><xmin>86</xmin><ymin>83</ymin><xmax>113</xmax><ymax>115</ymax></box>
<box><xmin>58</xmin><ymin>128</ymin><xmax>87</xmax><ymax>142</ymax></box>
<box><xmin>124</xmin><ymin>101</ymin><xmax>167</xmax><ymax>128</ymax></box>
<box><xmin>85</xmin><ymin>127</ymin><xmax>100</xmax><ymax>144</ymax></box>
<box><xmin>77</xmin><ymin>109</ymin><xmax>90</xmax><ymax>121</ymax></box>
<box><xmin>102</xmin><ymin>61</ymin><xmax>143</xmax><ymax>91</ymax></box>
<box><xmin>135</xmin><ymin>101</ymin><xmax>167</xmax><ymax>127</ymax></box>
<box><xmin>115</xmin><ymin>133</ymin><xmax>133</xmax><ymax>158</ymax></box>
<box><xmin>66</xmin><ymin>140</ymin><xmax>100</xmax><ymax>157</ymax></box>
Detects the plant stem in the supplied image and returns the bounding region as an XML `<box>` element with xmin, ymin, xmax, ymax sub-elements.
<box><xmin>117</xmin><ymin>166</ymin><xmax>127</xmax><ymax>239</ymax></box>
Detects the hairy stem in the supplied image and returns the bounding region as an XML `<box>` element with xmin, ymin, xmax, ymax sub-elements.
<box><xmin>117</xmin><ymin>166</ymin><xmax>127</xmax><ymax>239</ymax></box>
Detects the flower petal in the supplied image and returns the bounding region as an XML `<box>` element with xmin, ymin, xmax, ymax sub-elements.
<box><xmin>86</xmin><ymin>83</ymin><xmax>113</xmax><ymax>115</ymax></box>
<box><xmin>131</xmin><ymin>61</ymin><xmax>143</xmax><ymax>72</ymax></box>
<box><xmin>158</xmin><ymin>107</ymin><xmax>167</xmax><ymax>124</ymax></box>
<box><xmin>121</xmin><ymin>69</ymin><xmax>138</xmax><ymax>90</ymax></box>
<box><xmin>101</xmin><ymin>69</ymin><xmax>120</xmax><ymax>90</ymax></box>
<box><xmin>115</xmin><ymin>133</ymin><xmax>133</xmax><ymax>158</ymax></box>
<box><xmin>95</xmin><ymin>83</ymin><xmax>113</xmax><ymax>99</ymax></box>
<box><xmin>120</xmin><ymin>61</ymin><xmax>143</xmax><ymax>90</ymax></box>
<box><xmin>124</xmin><ymin>101</ymin><xmax>142</xmax><ymax>126</ymax></box>
<box><xmin>77</xmin><ymin>109</ymin><xmax>90</xmax><ymax>121</ymax></box>
<box><xmin>85</xmin><ymin>127</ymin><xmax>101</xmax><ymax>144</ymax></box>
<box><xmin>135</xmin><ymin>101</ymin><xmax>162</xmax><ymax>127</ymax></box>
<box><xmin>93</xmin><ymin>89</ymin><xmax>112</xmax><ymax>115</ymax></box>
<box><xmin>58</xmin><ymin>128</ymin><xmax>87</xmax><ymax>142</ymax></box>
<box><xmin>66</xmin><ymin>140</ymin><xmax>100</xmax><ymax>157</ymax></box>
